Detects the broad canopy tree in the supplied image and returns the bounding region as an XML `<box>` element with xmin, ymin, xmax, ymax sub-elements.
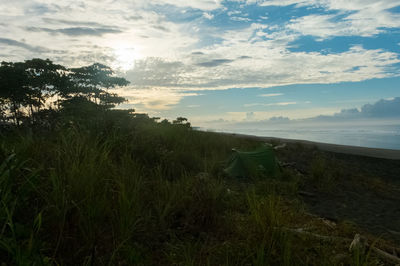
<box><xmin>68</xmin><ymin>63</ymin><xmax>128</xmax><ymax>108</ymax></box>
<box><xmin>0</xmin><ymin>58</ymin><xmax>130</xmax><ymax>125</ymax></box>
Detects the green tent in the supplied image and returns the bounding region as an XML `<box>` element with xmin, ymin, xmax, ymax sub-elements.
<box><xmin>224</xmin><ymin>144</ymin><xmax>280</xmax><ymax>178</ymax></box>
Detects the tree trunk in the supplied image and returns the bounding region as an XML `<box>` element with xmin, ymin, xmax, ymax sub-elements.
<box><xmin>12</xmin><ymin>102</ymin><xmax>20</xmax><ymax>126</ymax></box>
<box><xmin>29</xmin><ymin>103</ymin><xmax>35</xmax><ymax>124</ymax></box>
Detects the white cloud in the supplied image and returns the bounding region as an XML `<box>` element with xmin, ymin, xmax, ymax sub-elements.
<box><xmin>259</xmin><ymin>93</ymin><xmax>283</xmax><ymax>97</ymax></box>
<box><xmin>255</xmin><ymin>0</ymin><xmax>400</xmax><ymax>38</ymax></box>
<box><xmin>322</xmin><ymin>0</ymin><xmax>399</xmax><ymax>12</ymax></box>
<box><xmin>114</xmin><ymin>40</ymin><xmax>399</xmax><ymax>112</ymax></box>
<box><xmin>251</xmin><ymin>0</ymin><xmax>400</xmax><ymax>12</ymax></box>
<box><xmin>203</xmin><ymin>12</ymin><xmax>214</xmax><ymax>20</ymax></box>
<box><xmin>244</xmin><ymin>102</ymin><xmax>296</xmax><ymax>107</ymax></box>
<box><xmin>151</xmin><ymin>0</ymin><xmax>222</xmax><ymax>10</ymax></box>
<box><xmin>0</xmin><ymin>0</ymin><xmax>200</xmax><ymax>68</ymax></box>
<box><xmin>287</xmin><ymin>14</ymin><xmax>351</xmax><ymax>39</ymax></box>
<box><xmin>248</xmin><ymin>0</ymin><xmax>317</xmax><ymax>7</ymax></box>
<box><xmin>274</xmin><ymin>102</ymin><xmax>296</xmax><ymax>106</ymax></box>
<box><xmin>3</xmin><ymin>1</ymin><xmax>399</xmax><ymax>92</ymax></box>
<box><xmin>226</xmin><ymin>107</ymin><xmax>340</xmax><ymax>120</ymax></box>
<box><xmin>230</xmin><ymin>16</ymin><xmax>252</xmax><ymax>22</ymax></box>
<box><xmin>287</xmin><ymin>11</ymin><xmax>400</xmax><ymax>39</ymax></box>
<box><xmin>112</xmin><ymin>86</ymin><xmax>201</xmax><ymax>110</ymax></box>
<box><xmin>227</xmin><ymin>10</ymin><xmax>241</xmax><ymax>16</ymax></box>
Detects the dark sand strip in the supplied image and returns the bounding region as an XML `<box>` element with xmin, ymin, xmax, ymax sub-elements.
<box><xmin>224</xmin><ymin>133</ymin><xmax>400</xmax><ymax>160</ymax></box>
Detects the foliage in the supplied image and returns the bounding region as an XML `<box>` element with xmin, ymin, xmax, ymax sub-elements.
<box><xmin>0</xmin><ymin>116</ymin><xmax>390</xmax><ymax>265</ymax></box>
<box><xmin>0</xmin><ymin>59</ymin><xmax>129</xmax><ymax>126</ymax></box>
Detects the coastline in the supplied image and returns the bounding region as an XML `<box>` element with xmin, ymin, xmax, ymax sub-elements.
<box><xmin>221</xmin><ymin>132</ymin><xmax>400</xmax><ymax>160</ymax></box>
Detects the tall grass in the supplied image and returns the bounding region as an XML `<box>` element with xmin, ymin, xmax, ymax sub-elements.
<box><xmin>0</xmin><ymin>118</ymin><xmax>385</xmax><ymax>265</ymax></box>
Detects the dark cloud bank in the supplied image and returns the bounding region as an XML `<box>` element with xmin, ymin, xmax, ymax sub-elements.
<box><xmin>26</xmin><ymin>26</ymin><xmax>122</xmax><ymax>36</ymax></box>
<box><xmin>196</xmin><ymin>59</ymin><xmax>234</xmax><ymax>67</ymax></box>
<box><xmin>0</xmin><ymin>37</ymin><xmax>50</xmax><ymax>53</ymax></box>
<box><xmin>312</xmin><ymin>97</ymin><xmax>400</xmax><ymax>122</ymax></box>
<box><xmin>228</xmin><ymin>97</ymin><xmax>400</xmax><ymax>127</ymax></box>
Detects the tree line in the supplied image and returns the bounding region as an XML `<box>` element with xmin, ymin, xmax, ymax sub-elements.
<box><xmin>0</xmin><ymin>58</ymin><xmax>129</xmax><ymax>126</ymax></box>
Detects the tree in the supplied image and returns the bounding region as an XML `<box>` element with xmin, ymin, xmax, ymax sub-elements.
<box><xmin>23</xmin><ymin>58</ymin><xmax>66</xmax><ymax>119</ymax></box>
<box><xmin>69</xmin><ymin>63</ymin><xmax>129</xmax><ymax>108</ymax></box>
<box><xmin>0</xmin><ymin>61</ymin><xmax>29</xmax><ymax>125</ymax></box>
<box><xmin>173</xmin><ymin>117</ymin><xmax>191</xmax><ymax>128</ymax></box>
<box><xmin>0</xmin><ymin>59</ymin><xmax>130</xmax><ymax>126</ymax></box>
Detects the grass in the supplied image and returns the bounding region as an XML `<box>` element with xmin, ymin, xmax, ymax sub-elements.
<box><xmin>0</xmin><ymin>115</ymin><xmax>395</xmax><ymax>265</ymax></box>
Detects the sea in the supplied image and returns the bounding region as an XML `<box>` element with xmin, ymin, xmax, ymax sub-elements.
<box><xmin>201</xmin><ymin>124</ymin><xmax>400</xmax><ymax>150</ymax></box>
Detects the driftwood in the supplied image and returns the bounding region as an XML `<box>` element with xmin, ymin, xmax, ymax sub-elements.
<box><xmin>280</xmin><ymin>162</ymin><xmax>296</xmax><ymax>167</ymax></box>
<box><xmin>274</xmin><ymin>143</ymin><xmax>287</xmax><ymax>150</ymax></box>
<box><xmin>388</xmin><ymin>229</ymin><xmax>400</xmax><ymax>237</ymax></box>
<box><xmin>279</xmin><ymin>161</ymin><xmax>308</xmax><ymax>176</ymax></box>
<box><xmin>278</xmin><ymin>227</ymin><xmax>400</xmax><ymax>264</ymax></box>
<box><xmin>281</xmin><ymin>227</ymin><xmax>349</xmax><ymax>242</ymax></box>
<box><xmin>319</xmin><ymin>218</ymin><xmax>336</xmax><ymax>228</ymax></box>
<box><xmin>371</xmin><ymin>246</ymin><xmax>400</xmax><ymax>264</ymax></box>
<box><xmin>349</xmin><ymin>234</ymin><xmax>367</xmax><ymax>253</ymax></box>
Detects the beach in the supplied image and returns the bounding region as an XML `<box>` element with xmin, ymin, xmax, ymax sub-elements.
<box><xmin>224</xmin><ymin>132</ymin><xmax>400</xmax><ymax>160</ymax></box>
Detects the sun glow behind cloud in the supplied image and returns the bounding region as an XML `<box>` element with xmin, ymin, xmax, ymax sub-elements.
<box><xmin>112</xmin><ymin>44</ymin><xmax>137</xmax><ymax>71</ymax></box>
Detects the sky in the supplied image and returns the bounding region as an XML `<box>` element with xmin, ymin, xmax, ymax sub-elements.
<box><xmin>1</xmin><ymin>0</ymin><xmax>400</xmax><ymax>127</ymax></box>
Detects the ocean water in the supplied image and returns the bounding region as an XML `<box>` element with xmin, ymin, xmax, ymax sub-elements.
<box><xmin>206</xmin><ymin>124</ymin><xmax>400</xmax><ymax>150</ymax></box>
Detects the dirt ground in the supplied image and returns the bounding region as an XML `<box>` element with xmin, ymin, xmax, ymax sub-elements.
<box><xmin>276</xmin><ymin>142</ymin><xmax>400</xmax><ymax>245</ymax></box>
<box><xmin>226</xmin><ymin>132</ymin><xmax>400</xmax><ymax>248</ymax></box>
<box><xmin>228</xmin><ymin>133</ymin><xmax>400</xmax><ymax>245</ymax></box>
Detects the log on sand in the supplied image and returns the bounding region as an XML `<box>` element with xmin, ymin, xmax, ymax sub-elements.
<box><xmin>279</xmin><ymin>227</ymin><xmax>400</xmax><ymax>264</ymax></box>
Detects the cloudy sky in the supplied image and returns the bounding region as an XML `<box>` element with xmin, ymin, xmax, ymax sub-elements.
<box><xmin>1</xmin><ymin>0</ymin><xmax>400</xmax><ymax>126</ymax></box>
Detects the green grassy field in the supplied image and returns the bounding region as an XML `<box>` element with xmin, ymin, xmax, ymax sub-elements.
<box><xmin>0</xmin><ymin>113</ymin><xmax>399</xmax><ymax>265</ymax></box>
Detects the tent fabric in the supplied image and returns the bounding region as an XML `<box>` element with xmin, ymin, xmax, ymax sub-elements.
<box><xmin>224</xmin><ymin>144</ymin><xmax>280</xmax><ymax>178</ymax></box>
